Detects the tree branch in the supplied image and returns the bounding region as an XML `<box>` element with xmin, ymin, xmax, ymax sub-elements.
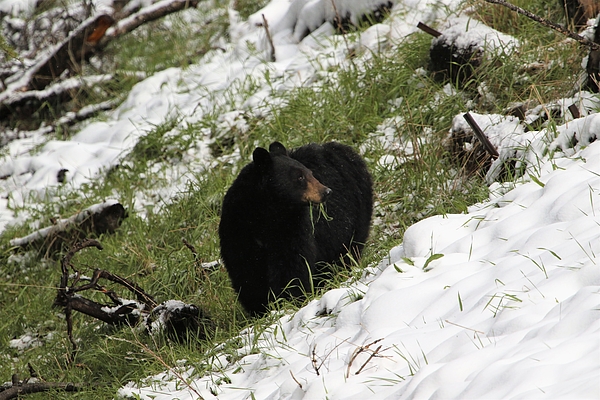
<box><xmin>0</xmin><ymin>382</ymin><xmax>87</xmax><ymax>400</ymax></box>
<box><xmin>484</xmin><ymin>0</ymin><xmax>600</xmax><ymax>51</ymax></box>
<box><xmin>100</xmin><ymin>0</ymin><xmax>200</xmax><ymax>46</ymax></box>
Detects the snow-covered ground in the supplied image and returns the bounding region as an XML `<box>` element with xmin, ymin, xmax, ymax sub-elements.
<box><xmin>118</xmin><ymin>101</ymin><xmax>600</xmax><ymax>399</ymax></box>
<box><xmin>121</xmin><ymin>139</ymin><xmax>600</xmax><ymax>399</ymax></box>
<box><xmin>1</xmin><ymin>0</ymin><xmax>599</xmax><ymax>398</ymax></box>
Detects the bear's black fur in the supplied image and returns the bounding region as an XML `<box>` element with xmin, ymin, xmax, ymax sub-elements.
<box><xmin>219</xmin><ymin>141</ymin><xmax>373</xmax><ymax>315</ymax></box>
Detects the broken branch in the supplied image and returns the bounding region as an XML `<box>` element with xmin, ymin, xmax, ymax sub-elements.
<box><xmin>101</xmin><ymin>0</ymin><xmax>200</xmax><ymax>43</ymax></box>
<box><xmin>355</xmin><ymin>344</ymin><xmax>382</xmax><ymax>375</ymax></box>
<box><xmin>417</xmin><ymin>22</ymin><xmax>441</xmax><ymax>38</ymax></box>
<box><xmin>483</xmin><ymin>0</ymin><xmax>600</xmax><ymax>51</ymax></box>
<box><xmin>261</xmin><ymin>14</ymin><xmax>276</xmax><ymax>62</ymax></box>
<box><xmin>0</xmin><ymin>381</ymin><xmax>87</xmax><ymax>400</ymax></box>
<box><xmin>463</xmin><ymin>112</ymin><xmax>499</xmax><ymax>158</ymax></box>
<box><xmin>10</xmin><ymin>201</ymin><xmax>127</xmax><ymax>257</ymax></box>
<box><xmin>568</xmin><ymin>103</ymin><xmax>581</xmax><ymax>119</ymax></box>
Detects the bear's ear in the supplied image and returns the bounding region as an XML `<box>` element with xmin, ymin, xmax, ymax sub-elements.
<box><xmin>269</xmin><ymin>142</ymin><xmax>288</xmax><ymax>156</ymax></box>
<box><xmin>253</xmin><ymin>147</ymin><xmax>272</xmax><ymax>171</ymax></box>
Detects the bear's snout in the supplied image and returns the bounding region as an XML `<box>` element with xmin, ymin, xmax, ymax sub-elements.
<box><xmin>304</xmin><ymin>175</ymin><xmax>331</xmax><ymax>204</ymax></box>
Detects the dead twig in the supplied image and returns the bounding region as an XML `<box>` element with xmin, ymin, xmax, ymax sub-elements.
<box><xmin>463</xmin><ymin>112</ymin><xmax>500</xmax><ymax>159</ymax></box>
<box><xmin>311</xmin><ymin>345</ymin><xmax>320</xmax><ymax>376</ymax></box>
<box><xmin>346</xmin><ymin>338</ymin><xmax>386</xmax><ymax>378</ymax></box>
<box><xmin>483</xmin><ymin>0</ymin><xmax>600</xmax><ymax>51</ymax></box>
<box><xmin>417</xmin><ymin>22</ymin><xmax>441</xmax><ymax>38</ymax></box>
<box><xmin>261</xmin><ymin>14</ymin><xmax>276</xmax><ymax>62</ymax></box>
<box><xmin>289</xmin><ymin>370</ymin><xmax>302</xmax><ymax>389</ymax></box>
<box><xmin>355</xmin><ymin>344</ymin><xmax>383</xmax><ymax>375</ymax></box>
<box><xmin>330</xmin><ymin>0</ymin><xmax>357</xmax><ymax>62</ymax></box>
<box><xmin>310</xmin><ymin>339</ymin><xmax>348</xmax><ymax>376</ymax></box>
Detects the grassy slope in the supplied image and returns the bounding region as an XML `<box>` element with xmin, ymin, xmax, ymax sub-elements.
<box><xmin>0</xmin><ymin>0</ymin><xmax>588</xmax><ymax>397</ymax></box>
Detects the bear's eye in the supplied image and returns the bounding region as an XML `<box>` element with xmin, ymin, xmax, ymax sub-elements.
<box><xmin>293</xmin><ymin>169</ymin><xmax>305</xmax><ymax>182</ymax></box>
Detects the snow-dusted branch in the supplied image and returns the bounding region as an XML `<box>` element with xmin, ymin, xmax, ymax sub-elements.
<box><xmin>9</xmin><ymin>201</ymin><xmax>127</xmax><ymax>255</ymax></box>
<box><xmin>53</xmin><ymin>238</ymin><xmax>211</xmax><ymax>358</ymax></box>
<box><xmin>101</xmin><ymin>0</ymin><xmax>201</xmax><ymax>42</ymax></box>
<box><xmin>463</xmin><ymin>112</ymin><xmax>499</xmax><ymax>159</ymax></box>
<box><xmin>0</xmin><ymin>380</ymin><xmax>87</xmax><ymax>400</ymax></box>
<box><xmin>484</xmin><ymin>0</ymin><xmax>600</xmax><ymax>51</ymax></box>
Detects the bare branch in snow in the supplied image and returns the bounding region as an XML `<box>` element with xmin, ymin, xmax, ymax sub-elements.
<box><xmin>0</xmin><ymin>380</ymin><xmax>88</xmax><ymax>400</ymax></box>
<box><xmin>484</xmin><ymin>0</ymin><xmax>600</xmax><ymax>51</ymax></box>
<box><xmin>261</xmin><ymin>14</ymin><xmax>276</xmax><ymax>62</ymax></box>
<box><xmin>463</xmin><ymin>112</ymin><xmax>499</xmax><ymax>159</ymax></box>
<box><xmin>417</xmin><ymin>21</ymin><xmax>441</xmax><ymax>38</ymax></box>
<box><xmin>100</xmin><ymin>0</ymin><xmax>200</xmax><ymax>45</ymax></box>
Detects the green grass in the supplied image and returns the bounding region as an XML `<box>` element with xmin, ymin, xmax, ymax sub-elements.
<box><xmin>0</xmin><ymin>0</ymin><xmax>588</xmax><ymax>397</ymax></box>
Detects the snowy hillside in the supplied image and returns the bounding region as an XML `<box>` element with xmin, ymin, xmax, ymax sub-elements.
<box><xmin>122</xmin><ymin>138</ymin><xmax>600</xmax><ymax>399</ymax></box>
<box><xmin>118</xmin><ymin>1</ymin><xmax>597</xmax><ymax>399</ymax></box>
<box><xmin>118</xmin><ymin>106</ymin><xmax>600</xmax><ymax>399</ymax></box>
<box><xmin>0</xmin><ymin>0</ymin><xmax>598</xmax><ymax>398</ymax></box>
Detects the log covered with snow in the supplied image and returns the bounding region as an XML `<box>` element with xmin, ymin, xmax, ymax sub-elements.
<box><xmin>10</xmin><ymin>200</ymin><xmax>127</xmax><ymax>254</ymax></box>
<box><xmin>0</xmin><ymin>0</ymin><xmax>200</xmax><ymax>129</ymax></box>
<box><xmin>428</xmin><ymin>16</ymin><xmax>518</xmax><ymax>87</ymax></box>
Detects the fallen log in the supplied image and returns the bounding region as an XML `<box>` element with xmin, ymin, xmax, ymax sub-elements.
<box><xmin>0</xmin><ymin>0</ymin><xmax>200</xmax><ymax>127</ymax></box>
<box><xmin>0</xmin><ymin>381</ymin><xmax>87</xmax><ymax>400</ymax></box>
<box><xmin>100</xmin><ymin>0</ymin><xmax>200</xmax><ymax>44</ymax></box>
<box><xmin>9</xmin><ymin>200</ymin><xmax>127</xmax><ymax>256</ymax></box>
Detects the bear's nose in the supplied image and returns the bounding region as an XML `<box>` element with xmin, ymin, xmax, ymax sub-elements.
<box><xmin>323</xmin><ymin>187</ymin><xmax>332</xmax><ymax>199</ymax></box>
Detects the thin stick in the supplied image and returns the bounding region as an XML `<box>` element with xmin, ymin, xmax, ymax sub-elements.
<box><xmin>311</xmin><ymin>345</ymin><xmax>320</xmax><ymax>375</ymax></box>
<box><xmin>484</xmin><ymin>0</ymin><xmax>599</xmax><ymax>51</ymax></box>
<box><xmin>463</xmin><ymin>112</ymin><xmax>499</xmax><ymax>158</ymax></box>
<box><xmin>416</xmin><ymin>22</ymin><xmax>441</xmax><ymax>38</ymax></box>
<box><xmin>330</xmin><ymin>0</ymin><xmax>355</xmax><ymax>63</ymax></box>
<box><xmin>289</xmin><ymin>370</ymin><xmax>303</xmax><ymax>389</ymax></box>
<box><xmin>355</xmin><ymin>344</ymin><xmax>382</xmax><ymax>375</ymax></box>
<box><xmin>346</xmin><ymin>346</ymin><xmax>364</xmax><ymax>378</ymax></box>
<box><xmin>65</xmin><ymin>304</ymin><xmax>77</xmax><ymax>364</ymax></box>
<box><xmin>262</xmin><ymin>14</ymin><xmax>276</xmax><ymax>62</ymax></box>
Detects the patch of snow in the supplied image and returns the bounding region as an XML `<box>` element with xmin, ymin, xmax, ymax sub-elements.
<box><xmin>434</xmin><ymin>15</ymin><xmax>519</xmax><ymax>56</ymax></box>
<box><xmin>0</xmin><ymin>0</ymin><xmax>36</xmax><ymax>16</ymax></box>
<box><xmin>9</xmin><ymin>199</ymin><xmax>121</xmax><ymax>247</ymax></box>
<box><xmin>9</xmin><ymin>331</ymin><xmax>54</xmax><ymax>351</ymax></box>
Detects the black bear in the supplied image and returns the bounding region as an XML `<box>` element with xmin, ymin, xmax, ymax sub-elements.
<box><xmin>219</xmin><ymin>141</ymin><xmax>373</xmax><ymax>315</ymax></box>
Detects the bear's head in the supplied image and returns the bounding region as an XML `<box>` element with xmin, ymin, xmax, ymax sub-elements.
<box><xmin>252</xmin><ymin>142</ymin><xmax>331</xmax><ymax>205</ymax></box>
